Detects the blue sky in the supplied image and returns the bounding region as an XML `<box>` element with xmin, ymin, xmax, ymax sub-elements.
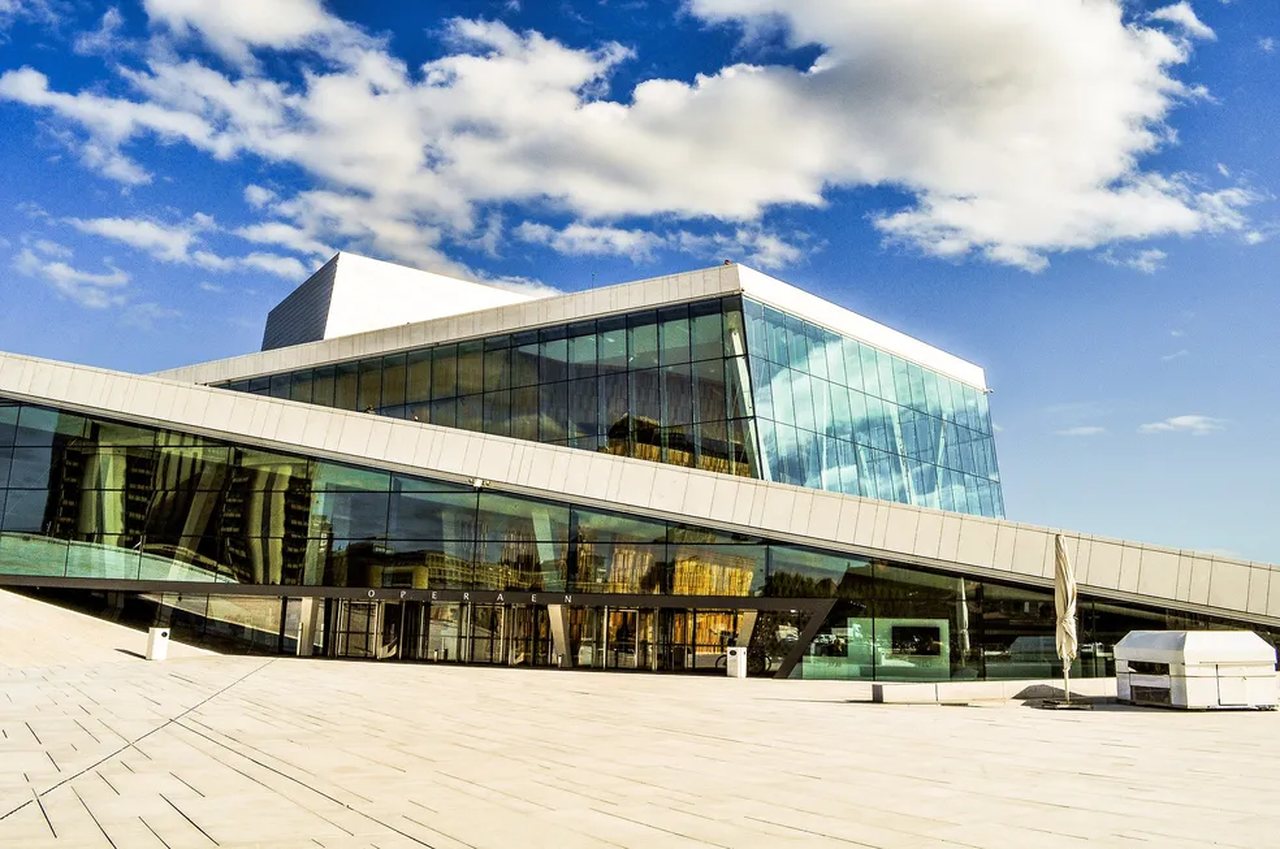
<box><xmin>0</xmin><ymin>0</ymin><xmax>1276</xmax><ymax>561</ymax></box>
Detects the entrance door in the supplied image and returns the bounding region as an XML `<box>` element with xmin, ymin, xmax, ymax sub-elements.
<box><xmin>605</xmin><ymin>608</ymin><xmax>639</xmax><ymax>669</ymax></box>
<box><xmin>508</xmin><ymin>606</ymin><xmax>552</xmax><ymax>667</ymax></box>
<box><xmin>469</xmin><ymin>604</ymin><xmax>506</xmax><ymax>664</ymax></box>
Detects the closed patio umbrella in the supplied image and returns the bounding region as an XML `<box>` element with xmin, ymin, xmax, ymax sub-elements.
<box><xmin>1054</xmin><ymin>534</ymin><xmax>1078</xmax><ymax>702</ymax></box>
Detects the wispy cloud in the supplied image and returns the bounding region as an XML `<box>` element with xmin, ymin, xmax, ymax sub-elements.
<box><xmin>1054</xmin><ymin>426</ymin><xmax>1107</xmax><ymax>437</ymax></box>
<box><xmin>66</xmin><ymin>213</ymin><xmax>308</xmax><ymax>279</ymax></box>
<box><xmin>1148</xmin><ymin>3</ymin><xmax>1216</xmax><ymax>42</ymax></box>
<box><xmin>1099</xmin><ymin>247</ymin><xmax>1167</xmax><ymax>274</ymax></box>
<box><xmin>13</xmin><ymin>244</ymin><xmax>129</xmax><ymax>308</ymax></box>
<box><xmin>1160</xmin><ymin>348</ymin><xmax>1189</xmax><ymax>362</ymax></box>
<box><xmin>1138</xmin><ymin>415</ymin><xmax>1227</xmax><ymax>435</ymax></box>
<box><xmin>120</xmin><ymin>301</ymin><xmax>182</xmax><ymax>330</ymax></box>
<box><xmin>1260</xmin><ymin>37</ymin><xmax>1276</xmax><ymax>54</ymax></box>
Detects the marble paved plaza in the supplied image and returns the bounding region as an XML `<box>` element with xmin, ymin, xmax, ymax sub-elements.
<box><xmin>2</xmin><ymin>591</ymin><xmax>1278</xmax><ymax>848</ymax></box>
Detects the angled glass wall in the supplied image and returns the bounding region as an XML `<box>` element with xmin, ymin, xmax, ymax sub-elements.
<box><xmin>742</xmin><ymin>299</ymin><xmax>1004</xmax><ymax>517</ymax></box>
<box><xmin>1</xmin><ymin>397</ymin><xmax>1273</xmax><ymax>681</ymax></box>
<box><xmin>216</xmin><ymin>297</ymin><xmax>759</xmax><ymax>478</ymax></box>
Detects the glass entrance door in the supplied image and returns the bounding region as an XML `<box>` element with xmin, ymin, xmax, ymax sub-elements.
<box><xmin>508</xmin><ymin>605</ymin><xmax>552</xmax><ymax>667</ymax></box>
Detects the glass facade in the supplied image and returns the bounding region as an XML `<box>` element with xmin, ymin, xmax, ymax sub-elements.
<box><xmin>213</xmin><ymin>293</ymin><xmax>1003</xmax><ymax>517</ymax></box>
<box><xmin>743</xmin><ymin>299</ymin><xmax>1003</xmax><ymax>516</ymax></box>
<box><xmin>218</xmin><ymin>297</ymin><xmax>759</xmax><ymax>478</ymax></box>
<box><xmin>0</xmin><ymin>397</ymin><xmax>1271</xmax><ymax>680</ymax></box>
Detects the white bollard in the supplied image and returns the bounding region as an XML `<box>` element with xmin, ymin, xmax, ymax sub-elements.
<box><xmin>146</xmin><ymin>627</ymin><xmax>171</xmax><ymax>661</ymax></box>
<box><xmin>726</xmin><ymin>646</ymin><xmax>748</xmax><ymax>679</ymax></box>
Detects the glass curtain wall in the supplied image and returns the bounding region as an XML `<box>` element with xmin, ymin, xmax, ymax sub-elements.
<box><xmin>742</xmin><ymin>299</ymin><xmax>1004</xmax><ymax>517</ymax></box>
<box><xmin>218</xmin><ymin>297</ymin><xmax>759</xmax><ymax>478</ymax></box>
<box><xmin>1</xmin><ymin>398</ymin><xmax>1271</xmax><ymax>681</ymax></box>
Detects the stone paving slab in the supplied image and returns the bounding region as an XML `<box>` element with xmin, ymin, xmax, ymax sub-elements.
<box><xmin>2</xmin><ymin>589</ymin><xmax>1279</xmax><ymax>847</ymax></box>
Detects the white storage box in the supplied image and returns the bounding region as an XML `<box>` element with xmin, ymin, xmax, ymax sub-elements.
<box><xmin>726</xmin><ymin>646</ymin><xmax>748</xmax><ymax>679</ymax></box>
<box><xmin>1114</xmin><ymin>631</ymin><xmax>1277</xmax><ymax>710</ymax></box>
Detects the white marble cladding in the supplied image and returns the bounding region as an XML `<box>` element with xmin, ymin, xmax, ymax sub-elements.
<box><xmin>155</xmin><ymin>264</ymin><xmax>741</xmax><ymax>385</ymax></box>
<box><xmin>3</xmin><ymin>350</ymin><xmax>1276</xmax><ymax>626</ymax></box>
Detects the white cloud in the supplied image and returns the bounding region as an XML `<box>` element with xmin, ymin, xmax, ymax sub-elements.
<box><xmin>1054</xmin><ymin>426</ymin><xmax>1107</xmax><ymax>437</ymax></box>
<box><xmin>1160</xmin><ymin>348</ymin><xmax>1189</xmax><ymax>361</ymax></box>
<box><xmin>243</xmin><ymin>184</ymin><xmax>277</xmax><ymax>208</ymax></box>
<box><xmin>233</xmin><ymin>221</ymin><xmax>333</xmax><ymax>258</ymax></box>
<box><xmin>141</xmin><ymin>0</ymin><xmax>371</xmax><ymax>68</ymax></box>
<box><xmin>120</xmin><ymin>300</ymin><xmax>182</xmax><ymax>330</ymax></box>
<box><xmin>13</xmin><ymin>246</ymin><xmax>130</xmax><ymax>308</ymax></box>
<box><xmin>30</xmin><ymin>238</ymin><xmax>72</xmax><ymax>259</ymax></box>
<box><xmin>1138</xmin><ymin>414</ymin><xmax>1227</xmax><ymax>434</ymax></box>
<box><xmin>515</xmin><ymin>222</ymin><xmax>665</xmax><ymax>260</ymax></box>
<box><xmin>1100</xmin><ymin>247</ymin><xmax>1168</xmax><ymax>274</ymax></box>
<box><xmin>1148</xmin><ymin>3</ymin><xmax>1216</xmax><ymax>41</ymax></box>
<box><xmin>1261</xmin><ymin>37</ymin><xmax>1276</xmax><ymax>54</ymax></box>
<box><xmin>198</xmin><ymin>280</ymin><xmax>224</xmax><ymax>292</ymax></box>
<box><xmin>68</xmin><ymin>214</ymin><xmax>202</xmax><ymax>263</ymax></box>
<box><xmin>0</xmin><ymin>1</ymin><xmax>1259</xmax><ymax>274</ymax></box>
<box><xmin>68</xmin><ymin>213</ymin><xmax>308</xmax><ymax>278</ymax></box>
<box><xmin>74</xmin><ymin>7</ymin><xmax>129</xmax><ymax>56</ymax></box>
<box><xmin>673</xmin><ymin>226</ymin><xmax>806</xmax><ymax>269</ymax></box>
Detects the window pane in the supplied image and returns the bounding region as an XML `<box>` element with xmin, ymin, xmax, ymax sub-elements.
<box><xmin>511</xmin><ymin>385</ymin><xmax>538</xmax><ymax>440</ymax></box>
<box><xmin>693</xmin><ymin>359</ymin><xmax>726</xmax><ymax>423</ymax></box>
<box><xmin>484</xmin><ymin>347</ymin><xmax>511</xmax><ymax>392</ymax></box>
<box><xmin>658</xmin><ymin>305</ymin><xmax>690</xmax><ymax>366</ymax></box>
<box><xmin>483</xmin><ymin>390</ymin><xmax>512</xmax><ymax>436</ymax></box>
<box><xmin>598</xmin><ymin>317</ymin><xmax>627</xmax><ymax>371</ymax></box>
<box><xmin>628</xmin><ymin>315</ymin><xmax>659</xmax><ymax>369</ymax></box>
<box><xmin>333</xmin><ymin>363</ymin><xmax>358</xmax><ymax>409</ymax></box>
<box><xmin>540</xmin><ymin>337</ymin><xmax>569</xmax><ymax>383</ymax></box>
<box><xmin>406</xmin><ymin>351</ymin><xmax>431</xmax><ymax>403</ymax></box>
<box><xmin>289</xmin><ymin>370</ymin><xmax>314</xmax><ymax>404</ymax></box>
<box><xmin>357</xmin><ymin>358</ymin><xmax>381</xmax><ymax>411</ymax></box>
<box><xmin>690</xmin><ymin>301</ymin><xmax>723</xmax><ymax>362</ymax></box>
<box><xmin>568</xmin><ymin>331</ymin><xmax>597</xmax><ymax>380</ymax></box>
<box><xmin>457</xmin><ymin>341</ymin><xmax>484</xmax><ymax>396</ymax></box>
<box><xmin>512</xmin><ymin>343</ymin><xmax>539</xmax><ymax>387</ymax></box>
<box><xmin>539</xmin><ymin>382</ymin><xmax>569</xmax><ymax>441</ymax></box>
<box><xmin>661</xmin><ymin>364</ymin><xmax>693</xmax><ymax>426</ymax></box>
<box><xmin>432</xmin><ymin>346</ymin><xmax>458</xmax><ymax>399</ymax></box>
<box><xmin>568</xmin><ymin>377</ymin><xmax>598</xmax><ymax>440</ymax></box>
<box><xmin>457</xmin><ymin>394</ymin><xmax>484</xmax><ymax>432</ymax></box>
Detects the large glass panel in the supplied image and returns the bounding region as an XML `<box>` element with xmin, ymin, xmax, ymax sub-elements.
<box><xmin>289</xmin><ymin>370</ymin><xmax>314</xmax><ymax>405</ymax></box>
<box><xmin>661</xmin><ymin>364</ymin><xmax>693</xmax><ymax>427</ymax></box>
<box><xmin>357</xmin><ymin>358</ymin><xmax>382</xmax><ymax>412</ymax></box>
<box><xmin>432</xmin><ymin>345</ymin><xmax>458</xmax><ymax>399</ymax></box>
<box><xmin>475</xmin><ymin>494</ymin><xmax>569</xmax><ymax>590</ymax></box>
<box><xmin>571</xmin><ymin>507</ymin><xmax>666</xmax><ymax>593</ymax></box>
<box><xmin>597</xmin><ymin>317</ymin><xmax>627</xmax><ymax>372</ymax></box>
<box><xmin>483</xmin><ymin>346</ymin><xmax>511</xmax><ymax>392</ymax></box>
<box><xmin>658</xmin><ymin>305</ymin><xmax>690</xmax><ymax>366</ymax></box>
<box><xmin>456</xmin><ymin>341</ymin><xmax>484</xmax><ymax>396</ymax></box>
<box><xmin>693</xmin><ymin>359</ymin><xmax>726</xmax><ymax>423</ymax></box>
<box><xmin>627</xmin><ymin>313</ymin><xmax>659</xmax><ymax>369</ymax></box>
<box><xmin>539</xmin><ymin>382</ymin><xmax>569</xmax><ymax>441</ymax></box>
<box><xmin>311</xmin><ymin>365</ymin><xmax>335</xmax><ymax>408</ymax></box>
<box><xmin>406</xmin><ymin>351</ymin><xmax>432</xmax><ymax>403</ymax></box>
<box><xmin>568</xmin><ymin>377</ymin><xmax>598</xmax><ymax>441</ymax></box>
<box><xmin>333</xmin><ymin>363</ymin><xmax>358</xmax><ymax>410</ymax></box>
<box><xmin>381</xmin><ymin>355</ymin><xmax>407</xmax><ymax>409</ymax></box>
<box><xmin>567</xmin><ymin>329</ymin><xmax>597</xmax><ymax>380</ymax></box>
<box><xmin>538</xmin><ymin>336</ymin><xmax>568</xmax><ymax>384</ymax></box>
<box><xmin>512</xmin><ymin>341</ymin><xmax>539</xmax><ymax>387</ymax></box>
<box><xmin>511</xmin><ymin>385</ymin><xmax>539</xmax><ymax>441</ymax></box>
